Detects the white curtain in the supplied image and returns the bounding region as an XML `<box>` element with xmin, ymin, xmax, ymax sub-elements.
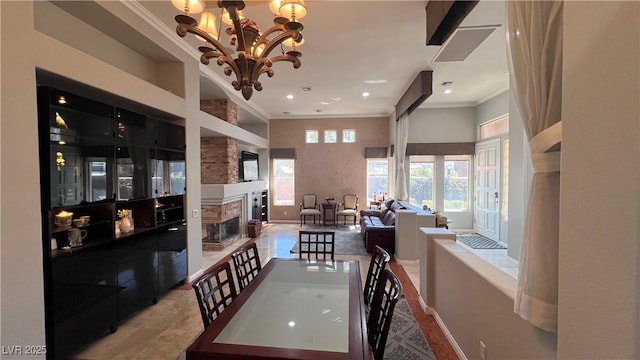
<box><xmin>506</xmin><ymin>1</ymin><xmax>563</xmax><ymax>332</ymax></box>
<box><xmin>394</xmin><ymin>112</ymin><xmax>409</xmax><ymax>201</ymax></box>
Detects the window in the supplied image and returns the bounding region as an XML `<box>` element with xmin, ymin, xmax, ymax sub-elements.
<box><xmin>273</xmin><ymin>159</ymin><xmax>295</xmax><ymax>206</ymax></box>
<box><xmin>409</xmin><ymin>156</ymin><xmax>435</xmax><ymax>209</ymax></box>
<box><xmin>343</xmin><ymin>129</ymin><xmax>356</xmax><ymax>143</ymax></box>
<box><xmin>151</xmin><ymin>159</ymin><xmax>165</xmax><ymax>196</ymax></box>
<box><xmin>117</xmin><ymin>161</ymin><xmax>134</xmax><ymax>200</ymax></box>
<box><xmin>444</xmin><ymin>155</ymin><xmax>470</xmax><ymax>211</ymax></box>
<box><xmin>169</xmin><ymin>161</ymin><xmax>186</xmax><ymax>195</ymax></box>
<box><xmin>366</xmin><ymin>159</ymin><xmax>388</xmax><ymax>201</ymax></box>
<box><xmin>88</xmin><ymin>160</ymin><xmax>107</xmax><ymax>201</ymax></box>
<box><xmin>479</xmin><ymin>116</ymin><xmax>509</xmax><ymax>140</ymax></box>
<box><xmin>305</xmin><ymin>130</ymin><xmax>318</xmax><ymax>143</ymax></box>
<box><xmin>324</xmin><ymin>130</ymin><xmax>337</xmax><ymax>143</ymax></box>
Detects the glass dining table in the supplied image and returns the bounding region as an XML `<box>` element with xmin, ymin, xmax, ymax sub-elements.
<box><xmin>187</xmin><ymin>258</ymin><xmax>370</xmax><ymax>360</ymax></box>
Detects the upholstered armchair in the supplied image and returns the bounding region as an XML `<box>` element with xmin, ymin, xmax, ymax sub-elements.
<box><xmin>299</xmin><ymin>194</ymin><xmax>321</xmax><ymax>225</ymax></box>
<box><xmin>337</xmin><ymin>194</ymin><xmax>359</xmax><ymax>225</ymax></box>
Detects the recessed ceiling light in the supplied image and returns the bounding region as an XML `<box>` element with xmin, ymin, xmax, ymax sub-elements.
<box><xmin>330</xmin><ymin>97</ymin><xmax>341</xmax><ymax>102</ymax></box>
<box><xmin>286</xmin><ymin>94</ymin><xmax>294</xmax><ymax>100</ymax></box>
<box><xmin>320</xmin><ymin>101</ymin><xmax>330</xmax><ymax>105</ymax></box>
<box><xmin>364</xmin><ymin>80</ymin><xmax>387</xmax><ymax>84</ymax></box>
<box><xmin>444</xmin><ymin>89</ymin><xmax>452</xmax><ymax>95</ymax></box>
<box><xmin>282</xmin><ymin>111</ymin><xmax>290</xmax><ymax>114</ymax></box>
<box><xmin>301</xmin><ymin>86</ymin><xmax>312</xmax><ymax>92</ymax></box>
<box><xmin>314</xmin><ymin>109</ymin><xmax>323</xmax><ymax>113</ymax></box>
<box><xmin>441</xmin><ymin>81</ymin><xmax>454</xmax><ymax>87</ymax></box>
<box><xmin>362</xmin><ymin>92</ymin><xmax>370</xmax><ymax>97</ymax></box>
<box><xmin>57</xmin><ymin>96</ymin><xmax>67</xmax><ymax>104</ymax></box>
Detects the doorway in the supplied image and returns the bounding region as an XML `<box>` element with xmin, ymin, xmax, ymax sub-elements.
<box><xmin>474</xmin><ymin>139</ymin><xmax>501</xmax><ymax>241</ymax></box>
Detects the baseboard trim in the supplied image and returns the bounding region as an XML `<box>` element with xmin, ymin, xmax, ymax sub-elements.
<box><xmin>188</xmin><ymin>269</ymin><xmax>204</xmax><ymax>283</ymax></box>
<box><xmin>394</xmin><ymin>258</ymin><xmax>420</xmax><ymax>266</ymax></box>
<box><xmin>418</xmin><ymin>295</ymin><xmax>430</xmax><ymax>314</ymax></box>
<box><xmin>432</xmin><ymin>308</ymin><xmax>468</xmax><ymax>360</ymax></box>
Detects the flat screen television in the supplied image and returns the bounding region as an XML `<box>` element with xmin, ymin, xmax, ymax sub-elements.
<box><xmin>240</xmin><ymin>151</ymin><xmax>259</xmax><ymax>182</ymax></box>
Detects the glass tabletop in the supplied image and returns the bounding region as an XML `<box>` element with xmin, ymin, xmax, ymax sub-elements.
<box><xmin>213</xmin><ymin>260</ymin><xmax>352</xmax><ymax>353</ymax></box>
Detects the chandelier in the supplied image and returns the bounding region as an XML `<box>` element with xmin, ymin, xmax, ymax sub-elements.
<box><xmin>173</xmin><ymin>0</ymin><xmax>306</xmax><ymax>100</ymax></box>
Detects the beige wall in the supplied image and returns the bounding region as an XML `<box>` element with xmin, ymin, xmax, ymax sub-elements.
<box><xmin>559</xmin><ymin>1</ymin><xmax>639</xmax><ymax>357</ymax></box>
<box><xmin>269</xmin><ymin>117</ymin><xmax>389</xmax><ymax>221</ymax></box>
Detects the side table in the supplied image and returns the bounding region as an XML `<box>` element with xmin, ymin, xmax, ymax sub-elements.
<box><xmin>322</xmin><ymin>203</ymin><xmax>337</xmax><ymax>226</ymax></box>
<box><xmin>369</xmin><ymin>201</ymin><xmax>381</xmax><ymax>209</ymax></box>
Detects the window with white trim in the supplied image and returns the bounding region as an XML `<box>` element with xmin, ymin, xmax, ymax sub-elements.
<box><xmin>273</xmin><ymin>159</ymin><xmax>295</xmax><ymax>206</ymax></box>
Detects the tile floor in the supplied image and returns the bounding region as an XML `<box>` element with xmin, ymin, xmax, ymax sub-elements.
<box><xmin>73</xmin><ymin>223</ymin><xmax>413</xmax><ymax>360</ymax></box>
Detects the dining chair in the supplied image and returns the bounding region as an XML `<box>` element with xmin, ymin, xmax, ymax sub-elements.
<box><xmin>299</xmin><ymin>194</ymin><xmax>321</xmax><ymax>225</ymax></box>
<box><xmin>192</xmin><ymin>261</ymin><xmax>238</xmax><ymax>329</ymax></box>
<box><xmin>367</xmin><ymin>268</ymin><xmax>403</xmax><ymax>360</ymax></box>
<box><xmin>231</xmin><ymin>242</ymin><xmax>262</xmax><ymax>292</ymax></box>
<box><xmin>363</xmin><ymin>245</ymin><xmax>391</xmax><ymax>307</ymax></box>
<box><xmin>298</xmin><ymin>230</ymin><xmax>335</xmax><ymax>260</ymax></box>
<box><xmin>336</xmin><ymin>194</ymin><xmax>359</xmax><ymax>225</ymax></box>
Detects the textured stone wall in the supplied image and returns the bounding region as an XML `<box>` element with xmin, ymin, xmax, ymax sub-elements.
<box><xmin>201</xmin><ymin>200</ymin><xmax>242</xmax><ymax>223</ymax></box>
<box><xmin>201</xmin><ymin>137</ymin><xmax>238</xmax><ymax>184</ymax></box>
<box><xmin>200</xmin><ymin>99</ymin><xmax>238</xmax><ymax>125</ymax></box>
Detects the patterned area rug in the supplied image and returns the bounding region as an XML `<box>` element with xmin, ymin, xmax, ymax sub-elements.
<box><xmin>176</xmin><ymin>297</ymin><xmax>434</xmax><ymax>360</ymax></box>
<box><xmin>289</xmin><ymin>224</ymin><xmax>369</xmax><ymax>255</ymax></box>
<box><xmin>457</xmin><ymin>234</ymin><xmax>506</xmax><ymax>249</ymax></box>
<box><xmin>385</xmin><ymin>297</ymin><xmax>436</xmax><ymax>359</ymax></box>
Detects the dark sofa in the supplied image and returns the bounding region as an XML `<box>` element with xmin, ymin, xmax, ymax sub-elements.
<box><xmin>360</xmin><ymin>198</ymin><xmax>405</xmax><ymax>254</ymax></box>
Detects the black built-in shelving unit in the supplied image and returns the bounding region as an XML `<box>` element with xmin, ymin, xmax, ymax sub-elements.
<box><xmin>37</xmin><ymin>86</ymin><xmax>187</xmax><ymax>359</ymax></box>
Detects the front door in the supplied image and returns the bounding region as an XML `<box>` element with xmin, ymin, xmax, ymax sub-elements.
<box><xmin>474</xmin><ymin>139</ymin><xmax>500</xmax><ymax>241</ymax></box>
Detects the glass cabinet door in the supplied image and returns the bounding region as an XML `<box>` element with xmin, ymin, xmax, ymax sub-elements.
<box><xmin>115</xmin><ymin>108</ymin><xmax>150</xmax><ymax>200</ymax></box>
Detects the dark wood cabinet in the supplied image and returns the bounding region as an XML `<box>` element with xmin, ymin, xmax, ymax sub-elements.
<box><xmin>38</xmin><ymin>86</ymin><xmax>187</xmax><ymax>359</ymax></box>
<box><xmin>252</xmin><ymin>190</ymin><xmax>268</xmax><ymax>223</ymax></box>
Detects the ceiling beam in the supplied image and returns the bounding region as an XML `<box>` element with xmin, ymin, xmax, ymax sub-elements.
<box><xmin>395</xmin><ymin>71</ymin><xmax>433</xmax><ymax>120</ymax></box>
<box><xmin>425</xmin><ymin>0</ymin><xmax>479</xmax><ymax>46</ymax></box>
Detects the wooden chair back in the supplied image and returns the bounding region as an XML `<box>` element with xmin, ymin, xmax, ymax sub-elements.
<box><xmin>367</xmin><ymin>268</ymin><xmax>403</xmax><ymax>360</ymax></box>
<box><xmin>298</xmin><ymin>230</ymin><xmax>335</xmax><ymax>260</ymax></box>
<box><xmin>363</xmin><ymin>245</ymin><xmax>391</xmax><ymax>306</ymax></box>
<box><xmin>231</xmin><ymin>242</ymin><xmax>262</xmax><ymax>291</ymax></box>
<box><xmin>192</xmin><ymin>261</ymin><xmax>238</xmax><ymax>328</ymax></box>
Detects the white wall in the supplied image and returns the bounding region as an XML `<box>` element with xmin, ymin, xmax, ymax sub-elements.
<box><xmin>1</xmin><ymin>1</ymin><xmax>47</xmax><ymax>355</ymax></box>
<box><xmin>558</xmin><ymin>2</ymin><xmax>639</xmax><ymax>358</ymax></box>
<box><xmin>475</xmin><ymin>91</ymin><xmax>509</xmax><ymax>127</ymax></box>
<box><xmin>408</xmin><ymin>107</ymin><xmax>476</xmax><ymax>143</ymax></box>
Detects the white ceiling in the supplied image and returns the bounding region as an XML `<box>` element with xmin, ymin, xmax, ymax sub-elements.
<box><xmin>139</xmin><ymin>0</ymin><xmax>509</xmax><ymax>122</ymax></box>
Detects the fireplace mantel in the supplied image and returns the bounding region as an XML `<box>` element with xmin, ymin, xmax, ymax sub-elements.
<box><xmin>201</xmin><ymin>180</ymin><xmax>267</xmax><ymax>204</ymax></box>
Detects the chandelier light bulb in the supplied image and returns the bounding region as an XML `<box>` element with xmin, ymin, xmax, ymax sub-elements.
<box><xmin>283</xmin><ymin>36</ymin><xmax>304</xmax><ymax>48</ymax></box>
<box><xmin>269</xmin><ymin>0</ymin><xmax>283</xmax><ymax>16</ymax></box>
<box><xmin>196</xmin><ymin>11</ymin><xmax>219</xmax><ymax>42</ymax></box>
<box><xmin>171</xmin><ymin>0</ymin><xmax>203</xmax><ymax>15</ymax></box>
<box><xmin>280</xmin><ymin>0</ymin><xmax>307</xmax><ymax>21</ymax></box>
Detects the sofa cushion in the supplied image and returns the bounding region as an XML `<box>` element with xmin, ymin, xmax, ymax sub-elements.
<box><xmin>384</xmin><ymin>198</ymin><xmax>395</xmax><ymax>209</ymax></box>
<box><xmin>381</xmin><ymin>210</ymin><xmax>395</xmax><ymax>226</ymax></box>
<box><xmin>380</xmin><ymin>208</ymin><xmax>390</xmax><ymax>218</ymax></box>
<box><xmin>389</xmin><ymin>201</ymin><xmax>404</xmax><ymax>212</ymax></box>
<box><xmin>362</xmin><ymin>216</ymin><xmax>386</xmax><ymax>227</ymax></box>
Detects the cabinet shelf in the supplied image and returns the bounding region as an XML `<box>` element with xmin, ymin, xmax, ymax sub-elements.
<box><xmin>51</xmin><ymin>219</ymin><xmax>112</xmax><ymax>234</ymax></box>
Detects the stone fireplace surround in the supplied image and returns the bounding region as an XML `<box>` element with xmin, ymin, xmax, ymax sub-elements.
<box><xmin>200</xmin><ymin>181</ymin><xmax>268</xmax><ymax>250</ymax></box>
<box><xmin>200</xmin><ymin>99</ymin><xmax>267</xmax><ymax>250</ymax></box>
